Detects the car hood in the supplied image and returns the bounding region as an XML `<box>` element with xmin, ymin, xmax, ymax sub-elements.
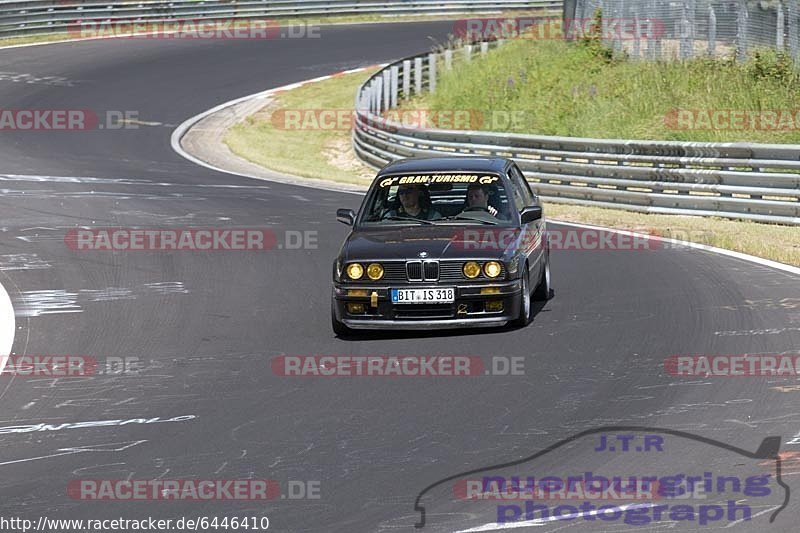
<box><xmin>341</xmin><ymin>225</ymin><xmax>517</xmax><ymax>262</ymax></box>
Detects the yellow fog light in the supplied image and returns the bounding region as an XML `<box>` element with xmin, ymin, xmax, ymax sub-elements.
<box><xmin>486</xmin><ymin>300</ymin><xmax>504</xmax><ymax>312</ymax></box>
<box><xmin>347</xmin><ymin>302</ymin><xmax>366</xmax><ymax>314</ymax></box>
<box><xmin>463</xmin><ymin>261</ymin><xmax>481</xmax><ymax>279</ymax></box>
<box><xmin>484</xmin><ymin>261</ymin><xmax>502</xmax><ymax>278</ymax></box>
<box><xmin>481</xmin><ymin>287</ymin><xmax>501</xmax><ymax>295</ymax></box>
<box><xmin>346</xmin><ymin>263</ymin><xmax>364</xmax><ymax>280</ymax></box>
<box><xmin>367</xmin><ymin>263</ymin><xmax>384</xmax><ymax>280</ymax></box>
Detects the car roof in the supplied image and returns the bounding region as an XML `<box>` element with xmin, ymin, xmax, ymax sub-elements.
<box><xmin>376</xmin><ymin>156</ymin><xmax>511</xmax><ymax>175</ymax></box>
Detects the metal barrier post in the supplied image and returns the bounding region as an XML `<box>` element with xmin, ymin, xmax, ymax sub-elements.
<box><xmin>708</xmin><ymin>5</ymin><xmax>716</xmax><ymax>56</ymax></box>
<box><xmin>390</xmin><ymin>65</ymin><xmax>399</xmax><ymax>108</ymax></box>
<box><xmin>790</xmin><ymin>0</ymin><xmax>799</xmax><ymax>61</ymax></box>
<box><xmin>375</xmin><ymin>77</ymin><xmax>383</xmax><ymax>113</ymax></box>
<box><xmin>414</xmin><ymin>56</ymin><xmax>423</xmax><ymax>95</ymax></box>
<box><xmin>382</xmin><ymin>69</ymin><xmax>391</xmax><ymax>111</ymax></box>
<box><xmin>402</xmin><ymin>60</ymin><xmax>411</xmax><ymax>99</ymax></box>
<box><xmin>736</xmin><ymin>0</ymin><xmax>748</xmax><ymax>62</ymax></box>
<box><xmin>428</xmin><ymin>53</ymin><xmax>436</xmax><ymax>93</ymax></box>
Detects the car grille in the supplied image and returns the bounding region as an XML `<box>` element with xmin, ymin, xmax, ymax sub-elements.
<box><xmin>382</xmin><ymin>263</ymin><xmax>407</xmax><ymax>282</ymax></box>
<box><xmin>405</xmin><ymin>260</ymin><xmax>439</xmax><ymax>281</ymax></box>
<box><xmin>406</xmin><ymin>261</ymin><xmax>422</xmax><ymax>281</ymax></box>
<box><xmin>424</xmin><ymin>261</ymin><xmax>439</xmax><ymax>281</ymax></box>
<box><xmin>379</xmin><ymin>261</ymin><xmax>505</xmax><ymax>283</ymax></box>
<box><xmin>440</xmin><ymin>262</ymin><xmax>466</xmax><ymax>281</ymax></box>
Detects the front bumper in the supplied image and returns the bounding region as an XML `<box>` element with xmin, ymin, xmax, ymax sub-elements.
<box><xmin>332</xmin><ymin>279</ymin><xmax>522</xmax><ymax>330</ymax></box>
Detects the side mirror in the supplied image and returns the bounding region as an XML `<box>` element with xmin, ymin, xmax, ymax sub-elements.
<box><xmin>336</xmin><ymin>208</ymin><xmax>356</xmax><ymax>226</ymax></box>
<box><xmin>520</xmin><ymin>205</ymin><xmax>543</xmax><ymax>224</ymax></box>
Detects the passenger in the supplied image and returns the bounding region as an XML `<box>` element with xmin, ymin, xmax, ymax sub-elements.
<box><xmin>462</xmin><ymin>182</ymin><xmax>498</xmax><ymax>217</ymax></box>
<box><xmin>386</xmin><ymin>183</ymin><xmax>442</xmax><ymax>220</ymax></box>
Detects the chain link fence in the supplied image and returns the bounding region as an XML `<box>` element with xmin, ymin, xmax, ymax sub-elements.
<box><xmin>568</xmin><ymin>0</ymin><xmax>799</xmax><ymax>61</ymax></box>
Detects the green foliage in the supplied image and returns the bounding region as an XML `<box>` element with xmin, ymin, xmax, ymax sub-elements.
<box><xmin>577</xmin><ymin>8</ymin><xmax>615</xmax><ymax>63</ymax></box>
<box><xmin>747</xmin><ymin>48</ymin><xmax>799</xmax><ymax>85</ymax></box>
<box><xmin>420</xmin><ymin>38</ymin><xmax>800</xmax><ymax>143</ymax></box>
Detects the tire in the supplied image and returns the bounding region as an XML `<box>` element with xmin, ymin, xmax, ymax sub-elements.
<box><xmin>331</xmin><ymin>298</ymin><xmax>353</xmax><ymax>337</ymax></box>
<box><xmin>512</xmin><ymin>262</ymin><xmax>532</xmax><ymax>327</ymax></box>
<box><xmin>533</xmin><ymin>251</ymin><xmax>551</xmax><ymax>301</ymax></box>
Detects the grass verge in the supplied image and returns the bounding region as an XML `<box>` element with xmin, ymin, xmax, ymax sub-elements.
<box><xmin>417</xmin><ymin>38</ymin><xmax>800</xmax><ymax>144</ymax></box>
<box><xmin>223</xmin><ymin>50</ymin><xmax>799</xmax><ymax>267</ymax></box>
<box><xmin>224</xmin><ymin>69</ymin><xmax>377</xmax><ymax>185</ymax></box>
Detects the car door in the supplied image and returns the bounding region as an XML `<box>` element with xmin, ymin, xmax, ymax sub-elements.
<box><xmin>507</xmin><ymin>163</ymin><xmax>544</xmax><ymax>285</ymax></box>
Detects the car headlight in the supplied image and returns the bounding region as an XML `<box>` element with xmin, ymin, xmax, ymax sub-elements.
<box><xmin>346</xmin><ymin>263</ymin><xmax>364</xmax><ymax>280</ymax></box>
<box><xmin>463</xmin><ymin>261</ymin><xmax>481</xmax><ymax>279</ymax></box>
<box><xmin>367</xmin><ymin>263</ymin><xmax>384</xmax><ymax>280</ymax></box>
<box><xmin>484</xmin><ymin>261</ymin><xmax>502</xmax><ymax>278</ymax></box>
<box><xmin>334</xmin><ymin>259</ymin><xmax>343</xmax><ymax>281</ymax></box>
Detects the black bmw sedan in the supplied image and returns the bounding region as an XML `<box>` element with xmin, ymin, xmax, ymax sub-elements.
<box><xmin>331</xmin><ymin>156</ymin><xmax>551</xmax><ymax>335</ymax></box>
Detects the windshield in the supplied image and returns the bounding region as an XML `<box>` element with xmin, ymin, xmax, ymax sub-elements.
<box><xmin>358</xmin><ymin>172</ymin><xmax>514</xmax><ymax>226</ymax></box>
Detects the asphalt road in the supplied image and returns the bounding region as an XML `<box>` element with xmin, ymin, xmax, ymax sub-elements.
<box><xmin>0</xmin><ymin>21</ymin><xmax>799</xmax><ymax>533</ymax></box>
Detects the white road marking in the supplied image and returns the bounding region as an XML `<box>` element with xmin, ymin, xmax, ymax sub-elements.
<box><xmin>553</xmin><ymin>220</ymin><xmax>800</xmax><ymax>278</ymax></box>
<box><xmin>15</xmin><ymin>289</ymin><xmax>81</xmax><ymax>317</ymax></box>
<box><xmin>0</xmin><ymin>274</ymin><xmax>14</xmax><ymax>374</ymax></box>
<box><xmin>170</xmin><ymin>65</ymin><xmax>385</xmax><ymax>197</ymax></box>
<box><xmin>143</xmin><ymin>281</ymin><xmax>189</xmax><ymax>295</ymax></box>
<box><xmin>0</xmin><ymin>253</ymin><xmax>52</xmax><ymax>271</ymax></box>
<box><xmin>723</xmin><ymin>505</ymin><xmax>781</xmax><ymax>527</ymax></box>
<box><xmin>0</xmin><ymin>415</ymin><xmax>196</xmax><ymax>435</ymax></box>
<box><xmin>454</xmin><ymin>503</ymin><xmax>661</xmax><ymax>532</ymax></box>
<box><xmin>786</xmin><ymin>429</ymin><xmax>800</xmax><ymax>445</ymax></box>
<box><xmin>715</xmin><ymin>327</ymin><xmax>800</xmax><ymax>336</ymax></box>
<box><xmin>0</xmin><ymin>71</ymin><xmax>74</xmax><ymax>87</ymax></box>
<box><xmin>0</xmin><ymin>440</ymin><xmax>147</xmax><ymax>467</ymax></box>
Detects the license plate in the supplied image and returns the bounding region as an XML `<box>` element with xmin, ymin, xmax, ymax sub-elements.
<box><xmin>391</xmin><ymin>288</ymin><xmax>455</xmax><ymax>304</ymax></box>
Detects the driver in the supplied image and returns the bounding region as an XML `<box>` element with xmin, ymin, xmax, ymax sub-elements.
<box><xmin>462</xmin><ymin>182</ymin><xmax>498</xmax><ymax>217</ymax></box>
<box><xmin>386</xmin><ymin>183</ymin><xmax>442</xmax><ymax>220</ymax></box>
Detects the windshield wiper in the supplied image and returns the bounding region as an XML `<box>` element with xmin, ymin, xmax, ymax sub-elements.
<box><xmin>442</xmin><ymin>215</ymin><xmax>500</xmax><ymax>225</ymax></box>
<box><xmin>380</xmin><ymin>215</ymin><xmax>436</xmax><ymax>225</ymax></box>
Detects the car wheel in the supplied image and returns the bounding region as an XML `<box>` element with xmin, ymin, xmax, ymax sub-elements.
<box><xmin>512</xmin><ymin>263</ymin><xmax>532</xmax><ymax>327</ymax></box>
<box><xmin>331</xmin><ymin>298</ymin><xmax>353</xmax><ymax>337</ymax></box>
<box><xmin>533</xmin><ymin>251</ymin><xmax>551</xmax><ymax>301</ymax></box>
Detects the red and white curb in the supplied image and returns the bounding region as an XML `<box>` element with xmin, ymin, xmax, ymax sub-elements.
<box><xmin>170</xmin><ymin>69</ymin><xmax>800</xmax><ymax>278</ymax></box>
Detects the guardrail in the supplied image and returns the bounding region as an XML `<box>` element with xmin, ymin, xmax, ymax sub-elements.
<box><xmin>0</xmin><ymin>0</ymin><xmax>562</xmax><ymax>38</ymax></box>
<box><xmin>352</xmin><ymin>42</ymin><xmax>800</xmax><ymax>225</ymax></box>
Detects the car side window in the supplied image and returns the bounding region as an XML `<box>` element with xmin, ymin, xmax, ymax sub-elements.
<box><xmin>507</xmin><ymin>165</ymin><xmax>532</xmax><ymax>211</ymax></box>
<box><xmin>512</xmin><ymin>165</ymin><xmax>538</xmax><ymax>205</ymax></box>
